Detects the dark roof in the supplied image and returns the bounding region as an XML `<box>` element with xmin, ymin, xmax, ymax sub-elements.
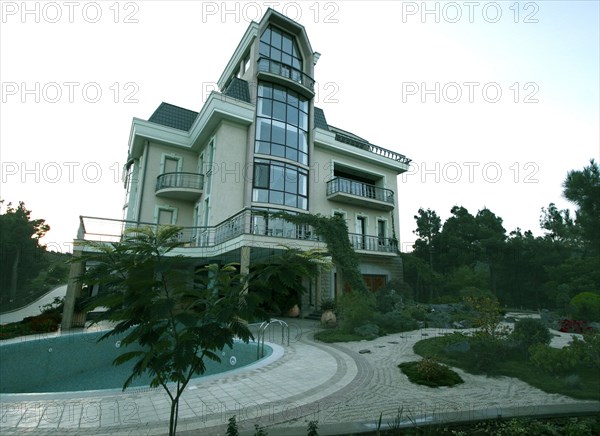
<box><xmin>148</xmin><ymin>102</ymin><xmax>198</xmax><ymax>131</ymax></box>
<box><xmin>314</xmin><ymin>107</ymin><xmax>329</xmax><ymax>130</ymax></box>
<box><xmin>224</xmin><ymin>78</ymin><xmax>251</xmax><ymax>103</ymax></box>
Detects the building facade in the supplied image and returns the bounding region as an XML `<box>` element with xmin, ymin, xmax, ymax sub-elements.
<box><xmin>67</xmin><ymin>9</ymin><xmax>410</xmax><ymax>326</ymax></box>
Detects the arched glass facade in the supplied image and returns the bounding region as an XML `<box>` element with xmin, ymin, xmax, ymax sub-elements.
<box><xmin>253</xmin><ymin>26</ymin><xmax>310</xmax><ymax>211</ymax></box>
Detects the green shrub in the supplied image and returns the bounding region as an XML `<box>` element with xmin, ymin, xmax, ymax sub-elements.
<box><xmin>375</xmin><ymin>311</ymin><xmax>418</xmax><ymax>334</ymax></box>
<box><xmin>399</xmin><ymin>358</ymin><xmax>464</xmax><ymax>387</ymax></box>
<box><xmin>569</xmin><ymin>333</ymin><xmax>600</xmax><ymax>369</ymax></box>
<box><xmin>529</xmin><ymin>344</ymin><xmax>579</xmax><ymax>375</ymax></box>
<box><xmin>511</xmin><ymin>318</ymin><xmax>553</xmax><ymax>352</ymax></box>
<box><xmin>353</xmin><ymin>323</ymin><xmax>379</xmax><ymax>339</ymax></box>
<box><xmin>337</xmin><ymin>291</ymin><xmax>376</xmax><ymax>334</ymax></box>
<box><xmin>570</xmin><ymin>292</ymin><xmax>600</xmax><ymax>322</ymax></box>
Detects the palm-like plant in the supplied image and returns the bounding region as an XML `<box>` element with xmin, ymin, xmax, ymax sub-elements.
<box><xmin>77</xmin><ymin>225</ymin><xmax>261</xmax><ymax>435</ymax></box>
<box><xmin>251</xmin><ymin>246</ymin><xmax>331</xmax><ymax>315</ymax></box>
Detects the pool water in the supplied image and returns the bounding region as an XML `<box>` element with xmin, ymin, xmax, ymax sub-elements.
<box><xmin>0</xmin><ymin>330</ymin><xmax>270</xmax><ymax>394</ymax></box>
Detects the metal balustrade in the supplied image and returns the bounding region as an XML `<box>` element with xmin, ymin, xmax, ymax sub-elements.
<box><xmin>155</xmin><ymin>172</ymin><xmax>203</xmax><ymax>192</ymax></box>
<box><xmin>349</xmin><ymin>233</ymin><xmax>398</xmax><ymax>253</ymax></box>
<box><xmin>257</xmin><ymin>57</ymin><xmax>315</xmax><ymax>91</ymax></box>
<box><xmin>327</xmin><ymin>177</ymin><xmax>394</xmax><ymax>205</ymax></box>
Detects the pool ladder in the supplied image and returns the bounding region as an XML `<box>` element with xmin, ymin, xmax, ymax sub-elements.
<box><xmin>256</xmin><ymin>319</ymin><xmax>289</xmax><ymax>359</ymax></box>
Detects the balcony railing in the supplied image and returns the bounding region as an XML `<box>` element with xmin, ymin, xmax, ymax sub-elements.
<box><xmin>349</xmin><ymin>233</ymin><xmax>398</xmax><ymax>253</ymax></box>
<box><xmin>77</xmin><ymin>209</ymin><xmax>321</xmax><ymax>247</ymax></box>
<box><xmin>327</xmin><ymin>177</ymin><xmax>394</xmax><ymax>205</ymax></box>
<box><xmin>156</xmin><ymin>172</ymin><xmax>204</xmax><ymax>192</ymax></box>
<box><xmin>333</xmin><ymin>132</ymin><xmax>411</xmax><ymax>165</ymax></box>
<box><xmin>78</xmin><ymin>210</ymin><xmax>397</xmax><ymax>255</ymax></box>
<box><xmin>257</xmin><ymin>57</ymin><xmax>315</xmax><ymax>92</ymax></box>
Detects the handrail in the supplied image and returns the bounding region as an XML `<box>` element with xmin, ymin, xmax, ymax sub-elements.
<box><xmin>327</xmin><ymin>177</ymin><xmax>394</xmax><ymax>204</ymax></box>
<box><xmin>333</xmin><ymin>132</ymin><xmax>411</xmax><ymax>164</ymax></box>
<box><xmin>156</xmin><ymin>172</ymin><xmax>204</xmax><ymax>191</ymax></box>
<box><xmin>256</xmin><ymin>318</ymin><xmax>289</xmax><ymax>359</ymax></box>
<box><xmin>257</xmin><ymin>57</ymin><xmax>315</xmax><ymax>91</ymax></box>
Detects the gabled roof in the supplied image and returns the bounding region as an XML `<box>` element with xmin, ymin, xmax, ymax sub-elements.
<box><xmin>148</xmin><ymin>102</ymin><xmax>198</xmax><ymax>131</ymax></box>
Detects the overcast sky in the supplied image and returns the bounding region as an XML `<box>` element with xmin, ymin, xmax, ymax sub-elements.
<box><xmin>1</xmin><ymin>1</ymin><xmax>598</xmax><ymax>253</ymax></box>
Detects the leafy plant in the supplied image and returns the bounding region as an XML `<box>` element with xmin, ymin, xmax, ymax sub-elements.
<box><xmin>399</xmin><ymin>358</ymin><xmax>464</xmax><ymax>387</ymax></box>
<box><xmin>559</xmin><ymin>319</ymin><xmax>594</xmax><ymax>334</ymax></box>
<box><xmin>78</xmin><ymin>226</ymin><xmax>262</xmax><ymax>436</ymax></box>
<box><xmin>320</xmin><ymin>298</ymin><xmax>336</xmax><ymax>311</ymax></box>
<box><xmin>307</xmin><ymin>420</ymin><xmax>319</xmax><ymax>436</ymax></box>
<box><xmin>510</xmin><ymin>318</ymin><xmax>552</xmax><ymax>354</ymax></box>
<box><xmin>226</xmin><ymin>415</ymin><xmax>239</xmax><ymax>436</ymax></box>
<box><xmin>529</xmin><ymin>344</ymin><xmax>579</xmax><ymax>375</ymax></box>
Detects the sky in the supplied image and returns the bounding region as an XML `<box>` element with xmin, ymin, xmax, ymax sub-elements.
<box><xmin>1</xmin><ymin>0</ymin><xmax>598</xmax><ymax>254</ymax></box>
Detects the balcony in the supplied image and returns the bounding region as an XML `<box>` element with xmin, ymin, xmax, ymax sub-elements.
<box><xmin>326</xmin><ymin>177</ymin><xmax>394</xmax><ymax>210</ymax></box>
<box><xmin>349</xmin><ymin>233</ymin><xmax>398</xmax><ymax>254</ymax></box>
<box><xmin>155</xmin><ymin>172</ymin><xmax>203</xmax><ymax>201</ymax></box>
<box><xmin>77</xmin><ymin>212</ymin><xmax>399</xmax><ymax>257</ymax></box>
<box><xmin>257</xmin><ymin>57</ymin><xmax>315</xmax><ymax>96</ymax></box>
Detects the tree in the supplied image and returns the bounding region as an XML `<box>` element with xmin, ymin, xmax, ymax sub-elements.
<box><xmin>0</xmin><ymin>201</ymin><xmax>50</xmax><ymax>302</ymax></box>
<box><xmin>412</xmin><ymin>208</ymin><xmax>441</xmax><ymax>269</ymax></box>
<box><xmin>79</xmin><ymin>226</ymin><xmax>262</xmax><ymax>436</ymax></box>
<box><xmin>563</xmin><ymin>159</ymin><xmax>600</xmax><ymax>253</ymax></box>
<box><xmin>540</xmin><ymin>203</ymin><xmax>575</xmax><ymax>243</ymax></box>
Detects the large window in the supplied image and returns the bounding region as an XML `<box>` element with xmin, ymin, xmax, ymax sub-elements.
<box><xmin>253</xmin><ymin>159</ymin><xmax>308</xmax><ymax>210</ymax></box>
<box><xmin>259</xmin><ymin>26</ymin><xmax>302</xmax><ymax>70</ymax></box>
<box><xmin>256</xmin><ymin>82</ymin><xmax>309</xmax><ymax>165</ymax></box>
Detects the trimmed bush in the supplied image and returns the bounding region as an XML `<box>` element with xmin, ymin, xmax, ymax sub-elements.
<box><xmin>511</xmin><ymin>318</ymin><xmax>552</xmax><ymax>352</ymax></box>
<box><xmin>399</xmin><ymin>358</ymin><xmax>464</xmax><ymax>387</ymax></box>
<box><xmin>375</xmin><ymin>311</ymin><xmax>418</xmax><ymax>334</ymax></box>
<box><xmin>570</xmin><ymin>292</ymin><xmax>600</xmax><ymax>322</ymax></box>
<box><xmin>354</xmin><ymin>323</ymin><xmax>379</xmax><ymax>339</ymax></box>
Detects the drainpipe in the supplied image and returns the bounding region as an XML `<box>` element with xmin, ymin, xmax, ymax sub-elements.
<box><xmin>136</xmin><ymin>141</ymin><xmax>149</xmax><ymax>223</ymax></box>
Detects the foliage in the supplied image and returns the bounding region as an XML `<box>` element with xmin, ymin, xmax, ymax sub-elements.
<box><xmin>558</xmin><ymin>319</ymin><xmax>595</xmax><ymax>334</ymax></box>
<box><xmin>79</xmin><ymin>225</ymin><xmax>262</xmax><ymax>436</ymax></box>
<box><xmin>463</xmin><ymin>295</ymin><xmax>503</xmax><ymax>337</ymax></box>
<box><xmin>0</xmin><ymin>311</ymin><xmax>61</xmax><ymax>340</ymax></box>
<box><xmin>252</xmin><ymin>247</ymin><xmax>330</xmax><ymax>314</ymax></box>
<box><xmin>563</xmin><ymin>159</ymin><xmax>600</xmax><ymax>253</ymax></box>
<box><xmin>375</xmin><ymin>279</ymin><xmax>409</xmax><ymax>313</ymax></box>
<box><xmin>320</xmin><ymin>298</ymin><xmax>336</xmax><ymax>311</ymax></box>
<box><xmin>313</xmin><ymin>329</ymin><xmax>366</xmax><ymax>343</ymax></box>
<box><xmin>270</xmin><ymin>212</ymin><xmax>367</xmax><ymax>293</ymax></box>
<box><xmin>307</xmin><ymin>420</ymin><xmax>319</xmax><ymax>436</ymax></box>
<box><xmin>0</xmin><ymin>200</ymin><xmax>50</xmax><ymax>304</ymax></box>
<box><xmin>529</xmin><ymin>344</ymin><xmax>579</xmax><ymax>375</ymax></box>
<box><xmin>510</xmin><ymin>318</ymin><xmax>552</xmax><ymax>353</ymax></box>
<box><xmin>226</xmin><ymin>415</ymin><xmax>238</xmax><ymax>436</ymax></box>
<box><xmin>253</xmin><ymin>423</ymin><xmax>268</xmax><ymax>435</ymax></box>
<box><xmin>398</xmin><ymin>358</ymin><xmax>464</xmax><ymax>388</ymax></box>
<box><xmin>568</xmin><ymin>333</ymin><xmax>600</xmax><ymax>369</ymax></box>
<box><xmin>375</xmin><ymin>311</ymin><xmax>418</xmax><ymax>334</ymax></box>
<box><xmin>570</xmin><ymin>292</ymin><xmax>600</xmax><ymax>321</ymax></box>
<box><xmin>414</xmin><ymin>335</ymin><xmax>600</xmax><ymax>400</ymax></box>
<box><xmin>337</xmin><ymin>290</ymin><xmax>376</xmax><ymax>334</ymax></box>
<box><xmin>354</xmin><ymin>323</ymin><xmax>380</xmax><ymax>339</ymax></box>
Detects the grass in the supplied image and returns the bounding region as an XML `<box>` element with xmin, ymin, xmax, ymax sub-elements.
<box><xmin>413</xmin><ymin>334</ymin><xmax>600</xmax><ymax>401</ymax></box>
<box><xmin>314</xmin><ymin>329</ymin><xmax>368</xmax><ymax>343</ymax></box>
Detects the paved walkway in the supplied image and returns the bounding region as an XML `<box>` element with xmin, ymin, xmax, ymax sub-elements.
<box><xmin>1</xmin><ymin>319</ymin><xmax>598</xmax><ymax>435</ymax></box>
<box><xmin>0</xmin><ymin>285</ymin><xmax>67</xmax><ymax>325</ymax></box>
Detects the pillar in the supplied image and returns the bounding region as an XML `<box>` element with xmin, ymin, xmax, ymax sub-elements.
<box><xmin>61</xmin><ymin>247</ymin><xmax>85</xmax><ymax>331</ymax></box>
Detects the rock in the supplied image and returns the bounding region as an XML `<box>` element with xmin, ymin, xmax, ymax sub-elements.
<box><xmin>358</xmin><ymin>349</ymin><xmax>371</xmax><ymax>354</ymax></box>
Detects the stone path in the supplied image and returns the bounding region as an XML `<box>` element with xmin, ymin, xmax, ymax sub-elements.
<box><xmin>1</xmin><ymin>320</ymin><xmax>598</xmax><ymax>435</ymax></box>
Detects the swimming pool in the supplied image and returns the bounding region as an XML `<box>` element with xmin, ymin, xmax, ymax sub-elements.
<box><xmin>0</xmin><ymin>330</ymin><xmax>272</xmax><ymax>394</ymax></box>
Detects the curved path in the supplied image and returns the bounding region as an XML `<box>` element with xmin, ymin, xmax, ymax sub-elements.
<box><xmin>0</xmin><ymin>320</ymin><xmax>598</xmax><ymax>435</ymax></box>
<box><xmin>0</xmin><ymin>285</ymin><xmax>67</xmax><ymax>325</ymax></box>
